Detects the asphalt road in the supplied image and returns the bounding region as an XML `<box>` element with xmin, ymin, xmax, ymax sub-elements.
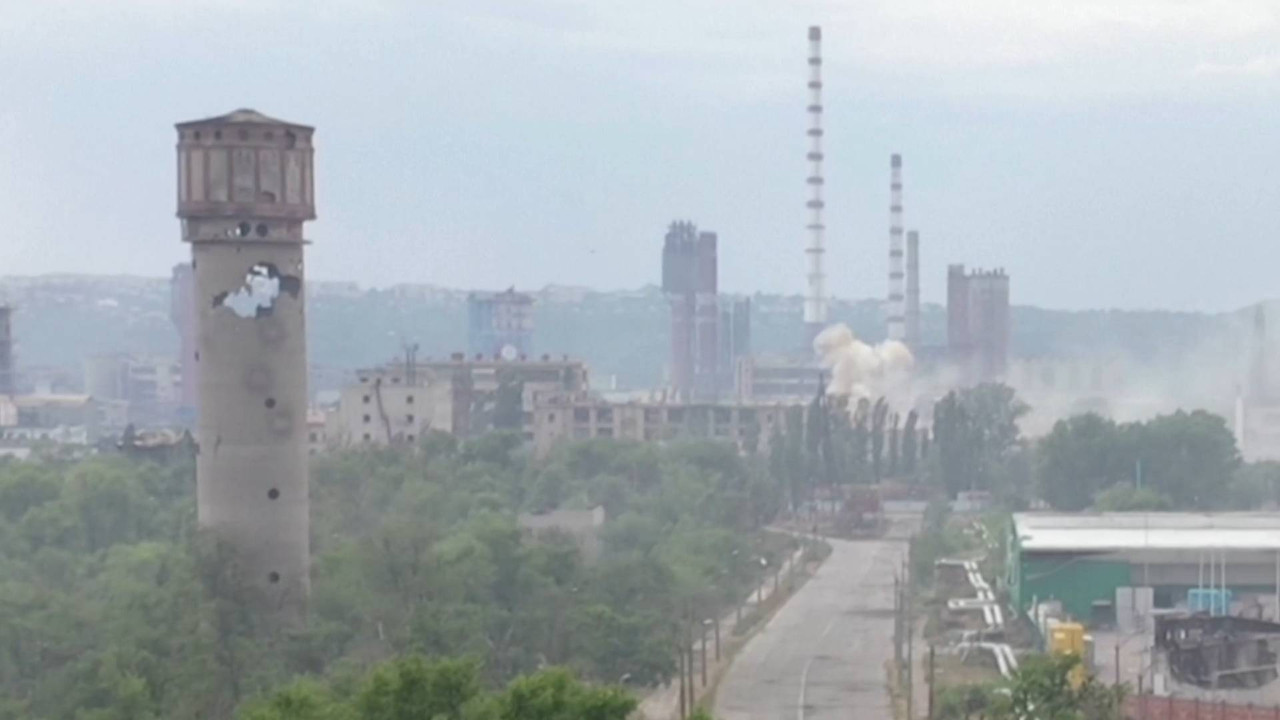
<box><xmin>714</xmin><ymin>533</ymin><xmax>908</xmax><ymax>720</ymax></box>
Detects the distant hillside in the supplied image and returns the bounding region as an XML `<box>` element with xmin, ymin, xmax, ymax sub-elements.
<box><xmin>0</xmin><ymin>274</ymin><xmax>1236</xmax><ymax>393</ymax></box>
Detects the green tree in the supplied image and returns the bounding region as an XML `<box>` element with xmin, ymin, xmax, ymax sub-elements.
<box><xmin>887</xmin><ymin>412</ymin><xmax>900</xmax><ymax>478</ymax></box>
<box><xmin>933</xmin><ymin>384</ymin><xmax>1027</xmax><ymax>498</ymax></box>
<box><xmin>492</xmin><ymin>371</ymin><xmax>525</xmax><ymax>432</ymax></box>
<box><xmin>238</xmin><ymin>679</ymin><xmax>354</xmax><ymax>720</ymax></box>
<box><xmin>357</xmin><ymin>656</ymin><xmax>483</xmax><ymax>720</ymax></box>
<box><xmin>901</xmin><ymin>411</ymin><xmax>919</xmax><ymax>478</ymax></box>
<box><xmin>1093</xmin><ymin>484</ymin><xmax>1171</xmax><ymax>511</ymax></box>
<box><xmin>870</xmin><ymin>398</ymin><xmax>888</xmax><ymax>483</ymax></box>
<box><xmin>1038</xmin><ymin>413</ymin><xmax>1122</xmax><ymax>511</ymax></box>
<box><xmin>497</xmin><ymin>668</ymin><xmax>635</xmax><ymax>720</ymax></box>
<box><xmin>1003</xmin><ymin>654</ymin><xmax>1124</xmax><ymax>720</ymax></box>
<box><xmin>935</xmin><ymin>654</ymin><xmax>1124</xmax><ymax>720</ymax></box>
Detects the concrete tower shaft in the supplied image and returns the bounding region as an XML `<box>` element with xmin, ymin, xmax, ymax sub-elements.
<box><xmin>175</xmin><ymin>108</ymin><xmax>315</xmax><ymax>616</ymax></box>
<box><xmin>905</xmin><ymin>230</ymin><xmax>920</xmax><ymax>348</ymax></box>
<box><xmin>887</xmin><ymin>154</ymin><xmax>905</xmax><ymax>341</ymax></box>
<box><xmin>0</xmin><ymin>306</ymin><xmax>12</xmax><ymax>396</ymax></box>
<box><xmin>804</xmin><ymin>25</ymin><xmax>828</xmax><ymax>346</ymax></box>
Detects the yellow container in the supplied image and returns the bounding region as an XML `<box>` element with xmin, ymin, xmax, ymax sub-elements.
<box><xmin>1048</xmin><ymin>621</ymin><xmax>1085</xmax><ymax>656</ymax></box>
<box><xmin>1047</xmin><ymin>621</ymin><xmax>1087</xmax><ymax>688</ymax></box>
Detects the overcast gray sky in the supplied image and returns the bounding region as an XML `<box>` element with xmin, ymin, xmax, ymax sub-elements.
<box><xmin>1</xmin><ymin>0</ymin><xmax>1277</xmax><ymax>311</ymax></box>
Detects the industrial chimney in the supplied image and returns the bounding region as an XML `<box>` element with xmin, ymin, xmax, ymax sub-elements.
<box><xmin>887</xmin><ymin>154</ymin><xmax>905</xmax><ymax>342</ymax></box>
<box><xmin>803</xmin><ymin>25</ymin><xmax>828</xmax><ymax>348</ymax></box>
<box><xmin>905</xmin><ymin>230</ymin><xmax>920</xmax><ymax>349</ymax></box>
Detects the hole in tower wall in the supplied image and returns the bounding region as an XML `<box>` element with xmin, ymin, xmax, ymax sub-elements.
<box><xmin>268</xmin><ymin>571</ymin><xmax>280</xmax><ymax>583</ymax></box>
<box><xmin>268</xmin><ymin>488</ymin><xmax>279</xmax><ymax>500</ymax></box>
<box><xmin>212</xmin><ymin>263</ymin><xmax>301</xmax><ymax>319</ymax></box>
<box><xmin>264</xmin><ymin>397</ymin><xmax>276</xmax><ymax>408</ymax></box>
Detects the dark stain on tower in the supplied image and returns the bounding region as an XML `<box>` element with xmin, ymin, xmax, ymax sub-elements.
<box><xmin>175</xmin><ymin>109</ymin><xmax>315</xmax><ymax>618</ymax></box>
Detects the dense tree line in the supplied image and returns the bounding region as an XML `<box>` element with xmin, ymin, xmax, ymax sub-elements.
<box><xmin>1037</xmin><ymin>409</ymin><xmax>1250</xmax><ymax>510</ymax></box>
<box><xmin>936</xmin><ymin>654</ymin><xmax>1125</xmax><ymax>720</ymax></box>
<box><xmin>769</xmin><ymin>380</ymin><xmax>1271</xmax><ymax>516</ymax></box>
<box><xmin>0</xmin><ymin>433</ymin><xmax>790</xmax><ymax>719</ymax></box>
<box><xmin>767</xmin><ymin>391</ymin><xmax>932</xmax><ymax>511</ymax></box>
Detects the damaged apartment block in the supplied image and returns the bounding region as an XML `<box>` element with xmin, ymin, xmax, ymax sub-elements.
<box><xmin>175</xmin><ymin>109</ymin><xmax>316</xmax><ymax>620</ymax></box>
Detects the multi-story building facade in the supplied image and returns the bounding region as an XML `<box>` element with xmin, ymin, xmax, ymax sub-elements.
<box><xmin>734</xmin><ymin>355</ymin><xmax>823</xmax><ymax>403</ymax></box>
<box><xmin>530</xmin><ymin>395</ymin><xmax>795</xmax><ymax>457</ymax></box>
<box><xmin>82</xmin><ymin>353</ymin><xmax>184</xmax><ymax>428</ymax></box>
<box><xmin>468</xmin><ymin>289</ymin><xmax>534</xmax><ymax>359</ymax></box>
<box><xmin>331</xmin><ymin>354</ymin><xmax>590</xmax><ymax>447</ymax></box>
<box><xmin>947</xmin><ymin>265</ymin><xmax>1010</xmax><ymax>382</ymax></box>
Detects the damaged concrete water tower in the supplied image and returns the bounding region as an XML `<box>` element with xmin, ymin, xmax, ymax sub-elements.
<box><xmin>175</xmin><ymin>109</ymin><xmax>314</xmax><ymax>615</ymax></box>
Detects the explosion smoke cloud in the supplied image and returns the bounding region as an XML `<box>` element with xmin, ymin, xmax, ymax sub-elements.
<box><xmin>814</xmin><ymin>323</ymin><xmax>915</xmax><ymax>401</ymax></box>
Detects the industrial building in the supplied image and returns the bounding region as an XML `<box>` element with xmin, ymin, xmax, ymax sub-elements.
<box><xmin>1238</xmin><ymin>303</ymin><xmax>1280</xmax><ymax>462</ymax></box>
<box><xmin>468</xmin><ymin>288</ymin><xmax>534</xmax><ymax>360</ymax></box>
<box><xmin>518</xmin><ymin>506</ymin><xmax>606</xmax><ymax>563</ymax></box>
<box><xmin>661</xmin><ymin>221</ymin><xmax>751</xmax><ymax>400</ymax></box>
<box><xmin>176</xmin><ymin>108</ymin><xmax>317</xmax><ymax>616</ymax></box>
<box><xmin>1007</xmin><ymin>513</ymin><xmax>1280</xmax><ymax>625</ymax></box>
<box><xmin>0</xmin><ymin>394</ymin><xmax>100</xmax><ymax>444</ymax></box>
<box><xmin>733</xmin><ymin>355</ymin><xmax>823</xmax><ymax>403</ymax></box>
<box><xmin>947</xmin><ymin>265</ymin><xmax>1010</xmax><ymax>382</ymax></box>
<box><xmin>82</xmin><ymin>353</ymin><xmax>183</xmax><ymax>427</ymax></box>
<box><xmin>530</xmin><ymin>394</ymin><xmax>795</xmax><ymax>457</ymax></box>
<box><xmin>331</xmin><ymin>353</ymin><xmax>589</xmax><ymax>446</ymax></box>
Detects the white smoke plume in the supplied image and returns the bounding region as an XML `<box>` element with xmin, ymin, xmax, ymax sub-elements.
<box><xmin>813</xmin><ymin>324</ymin><xmax>915</xmax><ymax>402</ymax></box>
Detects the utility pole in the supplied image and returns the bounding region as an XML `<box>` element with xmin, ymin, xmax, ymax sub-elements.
<box><xmin>714</xmin><ymin>617</ymin><xmax>721</xmax><ymax>661</ymax></box>
<box><xmin>893</xmin><ymin>574</ymin><xmax>902</xmax><ymax>669</ymax></box>
<box><xmin>927</xmin><ymin>645</ymin><xmax>935</xmax><ymax>720</ymax></box>
<box><xmin>686</xmin><ymin>606</ymin><xmax>695</xmax><ymax>712</ymax></box>
<box><xmin>906</xmin><ymin>562</ymin><xmax>914</xmax><ymax>720</ymax></box>
<box><xmin>700</xmin><ymin>621</ymin><xmax>708</xmax><ymax>687</ymax></box>
<box><xmin>678</xmin><ymin>640</ymin><xmax>687</xmax><ymax>720</ymax></box>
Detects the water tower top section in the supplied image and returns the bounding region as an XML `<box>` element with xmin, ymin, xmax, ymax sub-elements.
<box><xmin>176</xmin><ymin>109</ymin><xmax>315</xmax><ymax>227</ymax></box>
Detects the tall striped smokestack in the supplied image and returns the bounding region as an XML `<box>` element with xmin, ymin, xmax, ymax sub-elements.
<box><xmin>905</xmin><ymin>230</ymin><xmax>920</xmax><ymax>348</ymax></box>
<box><xmin>887</xmin><ymin>154</ymin><xmax>905</xmax><ymax>341</ymax></box>
<box><xmin>803</xmin><ymin>25</ymin><xmax>828</xmax><ymax>347</ymax></box>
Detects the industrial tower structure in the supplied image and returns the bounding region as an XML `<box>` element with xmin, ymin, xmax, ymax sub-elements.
<box><xmin>0</xmin><ymin>306</ymin><xmax>12</xmax><ymax>396</ymax></box>
<box><xmin>887</xmin><ymin>154</ymin><xmax>905</xmax><ymax>342</ymax></box>
<box><xmin>947</xmin><ymin>265</ymin><xmax>1010</xmax><ymax>382</ymax></box>
<box><xmin>170</xmin><ymin>262</ymin><xmax>198</xmax><ymax>413</ymax></box>
<box><xmin>175</xmin><ymin>109</ymin><xmax>315</xmax><ymax>617</ymax></box>
<box><xmin>662</xmin><ymin>221</ymin><xmax>720</xmax><ymax>400</ymax></box>
<box><xmin>803</xmin><ymin>25</ymin><xmax>828</xmax><ymax>347</ymax></box>
<box><xmin>905</xmin><ymin>230</ymin><xmax>921</xmax><ymax>349</ymax></box>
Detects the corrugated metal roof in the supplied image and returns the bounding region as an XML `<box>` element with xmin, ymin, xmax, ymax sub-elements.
<box><xmin>1013</xmin><ymin>512</ymin><xmax>1280</xmax><ymax>552</ymax></box>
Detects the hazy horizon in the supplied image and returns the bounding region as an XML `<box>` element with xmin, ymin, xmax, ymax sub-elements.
<box><xmin>3</xmin><ymin>0</ymin><xmax>1278</xmax><ymax>312</ymax></box>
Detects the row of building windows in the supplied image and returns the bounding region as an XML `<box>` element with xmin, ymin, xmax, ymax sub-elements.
<box><xmin>362</xmin><ymin>394</ymin><xmax>414</xmax><ymax>404</ymax></box>
<box><xmin>362</xmin><ymin>414</ymin><xmax>415</xmax><ymax>424</ymax></box>
<box><xmin>556</xmin><ymin>407</ymin><xmax>772</xmax><ymax>425</ymax></box>
<box><xmin>359</xmin><ymin>433</ymin><xmax>415</xmax><ymax>443</ymax></box>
